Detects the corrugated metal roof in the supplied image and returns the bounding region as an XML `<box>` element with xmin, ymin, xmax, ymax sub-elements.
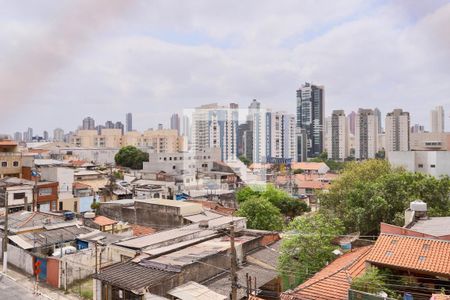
<box><xmin>93</xmin><ymin>261</ymin><xmax>175</xmax><ymax>294</ymax></box>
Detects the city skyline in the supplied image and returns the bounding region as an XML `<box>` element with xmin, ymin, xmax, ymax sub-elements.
<box><xmin>1</xmin><ymin>1</ymin><xmax>450</xmax><ymax>134</ymax></box>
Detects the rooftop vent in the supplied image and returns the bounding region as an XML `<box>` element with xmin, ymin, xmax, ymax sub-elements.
<box><xmin>410</xmin><ymin>200</ymin><xmax>427</xmax><ymax>212</ymax></box>
<box><xmin>199</xmin><ymin>220</ymin><xmax>209</xmax><ymax>229</ymax></box>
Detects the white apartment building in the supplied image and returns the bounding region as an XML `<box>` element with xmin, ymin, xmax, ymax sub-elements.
<box><xmin>388</xmin><ymin>151</ymin><xmax>450</xmax><ymax>177</ymax></box>
<box><xmin>430</xmin><ymin>106</ymin><xmax>445</xmax><ymax>133</ymax></box>
<box><xmin>327</xmin><ymin>110</ymin><xmax>348</xmax><ymax>161</ymax></box>
<box><xmin>191</xmin><ymin>103</ymin><xmax>239</xmax><ymax>161</ymax></box>
<box><xmin>385</xmin><ymin>109</ymin><xmax>410</xmax><ymax>153</ymax></box>
<box><xmin>355</xmin><ymin>108</ymin><xmax>379</xmax><ymax>160</ymax></box>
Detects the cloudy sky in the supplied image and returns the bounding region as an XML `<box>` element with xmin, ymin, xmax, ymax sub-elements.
<box><xmin>1</xmin><ymin>0</ymin><xmax>450</xmax><ymax>136</ymax></box>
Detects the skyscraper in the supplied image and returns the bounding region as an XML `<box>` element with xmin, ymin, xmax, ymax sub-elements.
<box><xmin>170</xmin><ymin>113</ymin><xmax>180</xmax><ymax>134</ymax></box>
<box><xmin>26</xmin><ymin>127</ymin><xmax>33</xmax><ymax>142</ymax></box>
<box><xmin>126</xmin><ymin>113</ymin><xmax>133</xmax><ymax>132</ymax></box>
<box><xmin>82</xmin><ymin>117</ymin><xmax>95</xmax><ymax>130</ymax></box>
<box><xmin>385</xmin><ymin>109</ymin><xmax>410</xmax><ymax>152</ymax></box>
<box><xmin>105</xmin><ymin>121</ymin><xmax>115</xmax><ymax>129</ymax></box>
<box><xmin>115</xmin><ymin>121</ymin><xmax>124</xmax><ymax>134</ymax></box>
<box><xmin>13</xmin><ymin>132</ymin><xmax>22</xmax><ymax>142</ymax></box>
<box><xmin>43</xmin><ymin>131</ymin><xmax>49</xmax><ymax>141</ymax></box>
<box><xmin>296</xmin><ymin>82</ymin><xmax>325</xmax><ymax>158</ymax></box>
<box><xmin>237</xmin><ymin>99</ymin><xmax>261</xmax><ymax>161</ymax></box>
<box><xmin>181</xmin><ymin>115</ymin><xmax>190</xmax><ymax>137</ymax></box>
<box><xmin>355</xmin><ymin>109</ymin><xmax>379</xmax><ymax>160</ymax></box>
<box><xmin>431</xmin><ymin>106</ymin><xmax>445</xmax><ymax>133</ymax></box>
<box><xmin>53</xmin><ymin>128</ymin><xmax>64</xmax><ymax>142</ymax></box>
<box><xmin>410</xmin><ymin>124</ymin><xmax>424</xmax><ymax>134</ymax></box>
<box><xmin>192</xmin><ymin>103</ymin><xmax>239</xmax><ymax>161</ymax></box>
<box><xmin>347</xmin><ymin>111</ymin><xmax>356</xmax><ymax>135</ymax></box>
<box><xmin>374</xmin><ymin>107</ymin><xmax>383</xmax><ymax>133</ymax></box>
<box><xmin>328</xmin><ymin>110</ymin><xmax>348</xmax><ymax>161</ymax></box>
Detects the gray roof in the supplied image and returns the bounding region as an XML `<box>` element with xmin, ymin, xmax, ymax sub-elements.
<box><xmin>204</xmin><ymin>263</ymin><xmax>278</xmax><ymax>299</ymax></box>
<box><xmin>409</xmin><ymin>217</ymin><xmax>450</xmax><ymax>237</ymax></box>
<box><xmin>246</xmin><ymin>240</ymin><xmax>281</xmax><ymax>268</ymax></box>
<box><xmin>167</xmin><ymin>281</ymin><xmax>227</xmax><ymax>300</ymax></box>
<box><xmin>93</xmin><ymin>261</ymin><xmax>176</xmax><ymax>294</ymax></box>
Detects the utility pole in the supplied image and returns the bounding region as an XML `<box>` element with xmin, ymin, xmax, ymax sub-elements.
<box><xmin>230</xmin><ymin>222</ymin><xmax>238</xmax><ymax>300</ymax></box>
<box><xmin>95</xmin><ymin>242</ymin><xmax>98</xmax><ymax>274</ymax></box>
<box><xmin>2</xmin><ymin>191</ymin><xmax>8</xmax><ymax>273</ymax></box>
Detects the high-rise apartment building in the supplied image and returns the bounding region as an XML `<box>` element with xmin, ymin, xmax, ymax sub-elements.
<box><xmin>53</xmin><ymin>128</ymin><xmax>64</xmax><ymax>142</ymax></box>
<box><xmin>296</xmin><ymin>82</ymin><xmax>324</xmax><ymax>158</ymax></box>
<box><xmin>115</xmin><ymin>121</ymin><xmax>124</xmax><ymax>135</ymax></box>
<box><xmin>347</xmin><ymin>111</ymin><xmax>356</xmax><ymax>135</ymax></box>
<box><xmin>431</xmin><ymin>106</ymin><xmax>445</xmax><ymax>133</ymax></box>
<box><xmin>26</xmin><ymin>127</ymin><xmax>33</xmax><ymax>142</ymax></box>
<box><xmin>82</xmin><ymin>117</ymin><xmax>95</xmax><ymax>130</ymax></box>
<box><xmin>181</xmin><ymin>115</ymin><xmax>190</xmax><ymax>138</ymax></box>
<box><xmin>355</xmin><ymin>109</ymin><xmax>379</xmax><ymax>160</ymax></box>
<box><xmin>105</xmin><ymin>121</ymin><xmax>115</xmax><ymax>129</ymax></box>
<box><xmin>411</xmin><ymin>124</ymin><xmax>425</xmax><ymax>134</ymax></box>
<box><xmin>374</xmin><ymin>107</ymin><xmax>383</xmax><ymax>133</ymax></box>
<box><xmin>191</xmin><ymin>103</ymin><xmax>239</xmax><ymax>161</ymax></box>
<box><xmin>13</xmin><ymin>132</ymin><xmax>22</xmax><ymax>142</ymax></box>
<box><xmin>126</xmin><ymin>113</ymin><xmax>133</xmax><ymax>132</ymax></box>
<box><xmin>43</xmin><ymin>131</ymin><xmax>49</xmax><ymax>141</ymax></box>
<box><xmin>170</xmin><ymin>113</ymin><xmax>180</xmax><ymax>134</ymax></box>
<box><xmin>328</xmin><ymin>110</ymin><xmax>349</xmax><ymax>161</ymax></box>
<box><xmin>385</xmin><ymin>109</ymin><xmax>410</xmax><ymax>152</ymax></box>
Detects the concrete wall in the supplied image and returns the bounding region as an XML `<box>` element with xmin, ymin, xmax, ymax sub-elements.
<box><xmin>40</xmin><ymin>167</ymin><xmax>74</xmax><ymax>200</ymax></box>
<box><xmin>0</xmin><ymin>238</ymin><xmax>34</xmax><ymax>275</ymax></box>
<box><xmin>388</xmin><ymin>151</ymin><xmax>450</xmax><ymax>177</ymax></box>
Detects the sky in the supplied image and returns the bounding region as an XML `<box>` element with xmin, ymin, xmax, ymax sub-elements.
<box><xmin>1</xmin><ymin>0</ymin><xmax>450</xmax><ymax>136</ymax></box>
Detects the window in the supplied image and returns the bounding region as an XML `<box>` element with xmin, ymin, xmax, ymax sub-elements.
<box><xmin>38</xmin><ymin>188</ymin><xmax>53</xmax><ymax>196</ymax></box>
<box><xmin>430</xmin><ymin>164</ymin><xmax>436</xmax><ymax>168</ymax></box>
<box><xmin>74</xmin><ymin>201</ymin><xmax>78</xmax><ymax>212</ymax></box>
<box><xmin>385</xmin><ymin>251</ymin><xmax>393</xmax><ymax>257</ymax></box>
<box><xmin>13</xmin><ymin>161</ymin><xmax>19</xmax><ymax>167</ymax></box>
<box><xmin>59</xmin><ymin>202</ymin><xmax>63</xmax><ymax>211</ymax></box>
<box><xmin>418</xmin><ymin>256</ymin><xmax>426</xmax><ymax>262</ymax></box>
<box><xmin>422</xmin><ymin>244</ymin><xmax>429</xmax><ymax>251</ymax></box>
<box><xmin>13</xmin><ymin>192</ymin><xmax>25</xmax><ymax>200</ymax></box>
<box><xmin>418</xmin><ymin>164</ymin><xmax>423</xmax><ymax>168</ymax></box>
<box><xmin>391</xmin><ymin>240</ymin><xmax>398</xmax><ymax>245</ymax></box>
<box><xmin>1</xmin><ymin>161</ymin><xmax>7</xmax><ymax>167</ymax></box>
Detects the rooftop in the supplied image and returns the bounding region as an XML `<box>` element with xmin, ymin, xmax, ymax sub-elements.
<box><xmin>93</xmin><ymin>261</ymin><xmax>176</xmax><ymax>294</ymax></box>
<box><xmin>167</xmin><ymin>281</ymin><xmax>227</xmax><ymax>300</ymax></box>
<box><xmin>93</xmin><ymin>215</ymin><xmax>118</xmax><ymax>227</ymax></box>
<box><xmin>408</xmin><ymin>217</ymin><xmax>450</xmax><ymax>237</ymax></box>
<box><xmin>366</xmin><ymin>234</ymin><xmax>450</xmax><ymax>277</ymax></box>
<box><xmin>281</xmin><ymin>246</ymin><xmax>372</xmax><ymax>300</ymax></box>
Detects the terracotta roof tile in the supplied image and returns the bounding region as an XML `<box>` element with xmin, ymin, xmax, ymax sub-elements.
<box><xmin>366</xmin><ymin>233</ymin><xmax>450</xmax><ymax>277</ymax></box>
<box><xmin>291</xmin><ymin>162</ymin><xmax>328</xmax><ymax>171</ymax></box>
<box><xmin>281</xmin><ymin>246</ymin><xmax>372</xmax><ymax>300</ymax></box>
<box><xmin>132</xmin><ymin>225</ymin><xmax>156</xmax><ymax>237</ymax></box>
<box><xmin>93</xmin><ymin>216</ymin><xmax>118</xmax><ymax>227</ymax></box>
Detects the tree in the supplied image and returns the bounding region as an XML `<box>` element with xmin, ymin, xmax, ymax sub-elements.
<box><xmin>278</xmin><ymin>213</ymin><xmax>344</xmax><ymax>287</ymax></box>
<box><xmin>236</xmin><ymin>185</ymin><xmax>261</xmax><ymax>203</ymax></box>
<box><xmin>318</xmin><ymin>160</ymin><xmax>450</xmax><ymax>234</ymax></box>
<box><xmin>236</xmin><ymin>197</ymin><xmax>283</xmax><ymax>231</ymax></box>
<box><xmin>114</xmin><ymin>146</ymin><xmax>149</xmax><ymax>169</ymax></box>
<box><xmin>351</xmin><ymin>267</ymin><xmax>398</xmax><ymax>298</ymax></box>
<box><xmin>238</xmin><ymin>155</ymin><xmax>251</xmax><ymax>166</ymax></box>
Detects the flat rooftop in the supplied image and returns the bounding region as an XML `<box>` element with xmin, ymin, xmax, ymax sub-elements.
<box><xmin>409</xmin><ymin>217</ymin><xmax>450</xmax><ymax>237</ymax></box>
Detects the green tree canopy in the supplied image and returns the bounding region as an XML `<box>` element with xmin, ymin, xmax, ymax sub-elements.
<box><xmin>114</xmin><ymin>146</ymin><xmax>149</xmax><ymax>169</ymax></box>
<box><xmin>278</xmin><ymin>213</ymin><xmax>344</xmax><ymax>287</ymax></box>
<box><xmin>318</xmin><ymin>159</ymin><xmax>450</xmax><ymax>234</ymax></box>
<box><xmin>238</xmin><ymin>155</ymin><xmax>251</xmax><ymax>166</ymax></box>
<box><xmin>236</xmin><ymin>197</ymin><xmax>283</xmax><ymax>231</ymax></box>
<box><xmin>351</xmin><ymin>267</ymin><xmax>398</xmax><ymax>298</ymax></box>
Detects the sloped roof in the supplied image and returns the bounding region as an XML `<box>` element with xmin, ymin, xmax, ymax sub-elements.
<box><xmin>366</xmin><ymin>234</ymin><xmax>450</xmax><ymax>277</ymax></box>
<box><xmin>281</xmin><ymin>246</ymin><xmax>373</xmax><ymax>300</ymax></box>
<box><xmin>291</xmin><ymin>162</ymin><xmax>329</xmax><ymax>171</ymax></box>
<box><xmin>93</xmin><ymin>261</ymin><xmax>176</xmax><ymax>294</ymax></box>
<box><xmin>167</xmin><ymin>281</ymin><xmax>227</xmax><ymax>300</ymax></box>
<box><xmin>93</xmin><ymin>216</ymin><xmax>118</xmax><ymax>227</ymax></box>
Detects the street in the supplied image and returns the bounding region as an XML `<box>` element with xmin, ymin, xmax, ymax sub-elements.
<box><xmin>0</xmin><ymin>273</ymin><xmax>47</xmax><ymax>299</ymax></box>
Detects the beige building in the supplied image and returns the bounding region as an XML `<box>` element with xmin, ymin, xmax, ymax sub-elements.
<box><xmin>355</xmin><ymin>109</ymin><xmax>379</xmax><ymax>160</ymax></box>
<box><xmin>385</xmin><ymin>109</ymin><xmax>410</xmax><ymax>153</ymax></box>
<box><xmin>410</xmin><ymin>132</ymin><xmax>450</xmax><ymax>151</ymax></box>
<box><xmin>430</xmin><ymin>106</ymin><xmax>445</xmax><ymax>133</ymax></box>
<box><xmin>0</xmin><ymin>138</ymin><xmax>22</xmax><ymax>178</ymax></box>
<box><xmin>71</xmin><ymin>129</ymin><xmax>182</xmax><ymax>153</ymax></box>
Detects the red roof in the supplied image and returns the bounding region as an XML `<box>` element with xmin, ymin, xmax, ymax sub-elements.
<box><xmin>73</xmin><ymin>182</ymin><xmax>92</xmax><ymax>190</ymax></box>
<box><xmin>0</xmin><ymin>140</ymin><xmax>17</xmax><ymax>146</ymax></box>
<box><xmin>93</xmin><ymin>216</ymin><xmax>117</xmax><ymax>227</ymax></box>
<box><xmin>291</xmin><ymin>162</ymin><xmax>328</xmax><ymax>171</ymax></box>
<box><xmin>366</xmin><ymin>233</ymin><xmax>450</xmax><ymax>277</ymax></box>
<box><xmin>281</xmin><ymin>246</ymin><xmax>372</xmax><ymax>300</ymax></box>
<box><xmin>131</xmin><ymin>225</ymin><xmax>156</xmax><ymax>237</ymax></box>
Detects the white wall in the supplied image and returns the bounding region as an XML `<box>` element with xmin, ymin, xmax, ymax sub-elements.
<box><xmin>388</xmin><ymin>151</ymin><xmax>450</xmax><ymax>177</ymax></box>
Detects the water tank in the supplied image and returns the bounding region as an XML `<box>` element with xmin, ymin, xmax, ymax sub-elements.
<box><xmin>84</xmin><ymin>211</ymin><xmax>96</xmax><ymax>219</ymax></box>
<box><xmin>410</xmin><ymin>200</ymin><xmax>427</xmax><ymax>212</ymax></box>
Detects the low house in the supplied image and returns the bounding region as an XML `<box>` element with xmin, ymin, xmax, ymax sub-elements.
<box><xmin>35</xmin><ymin>181</ymin><xmax>59</xmax><ymax>212</ymax></box>
<box><xmin>93</xmin><ymin>224</ymin><xmax>280</xmax><ymax>299</ymax></box>
<box><xmin>0</xmin><ymin>177</ymin><xmax>34</xmax><ymax>212</ymax></box>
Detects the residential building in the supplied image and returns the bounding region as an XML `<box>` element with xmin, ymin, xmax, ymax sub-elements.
<box><xmin>170</xmin><ymin>113</ymin><xmax>180</xmax><ymax>134</ymax></box>
<box><xmin>347</xmin><ymin>111</ymin><xmax>356</xmax><ymax>135</ymax></box>
<box><xmin>282</xmin><ymin>114</ymin><xmax>297</xmax><ymax>161</ymax></box>
<box><xmin>43</xmin><ymin>130</ymin><xmax>49</xmax><ymax>141</ymax></box>
<box><xmin>105</xmin><ymin>121</ymin><xmax>115</xmax><ymax>129</ymax></box>
<box><xmin>0</xmin><ymin>177</ymin><xmax>34</xmax><ymax>212</ymax></box>
<box><xmin>431</xmin><ymin>105</ymin><xmax>445</xmax><ymax>133</ymax></box>
<box><xmin>191</xmin><ymin>103</ymin><xmax>239</xmax><ymax>161</ymax></box>
<box><xmin>328</xmin><ymin>110</ymin><xmax>348</xmax><ymax>161</ymax></box>
<box><xmin>82</xmin><ymin>117</ymin><xmax>95</xmax><ymax>130</ymax></box>
<box><xmin>374</xmin><ymin>107</ymin><xmax>382</xmax><ymax>133</ymax></box>
<box><xmin>296</xmin><ymin>82</ymin><xmax>325</xmax><ymax>158</ymax></box>
<box><xmin>126</xmin><ymin>112</ymin><xmax>133</xmax><ymax>132</ymax></box>
<box><xmin>0</xmin><ymin>138</ymin><xmax>22</xmax><ymax>178</ymax></box>
<box><xmin>115</xmin><ymin>121</ymin><xmax>124</xmax><ymax>135</ymax></box>
<box><xmin>140</xmin><ymin>129</ymin><xmax>181</xmax><ymax>153</ymax></box>
<box><xmin>53</xmin><ymin>128</ymin><xmax>64</xmax><ymax>142</ymax></box>
<box><xmin>35</xmin><ymin>181</ymin><xmax>59</xmax><ymax>212</ymax></box>
<box><xmin>251</xmin><ymin>105</ymin><xmax>267</xmax><ymax>163</ymax></box>
<box><xmin>388</xmin><ymin>151</ymin><xmax>450</xmax><ymax>177</ymax></box>
<box><xmin>411</xmin><ymin>123</ymin><xmax>425</xmax><ymax>134</ymax></box>
<box><xmin>385</xmin><ymin>108</ymin><xmax>410</xmax><ymax>153</ymax></box>
<box><xmin>410</xmin><ymin>132</ymin><xmax>450</xmax><ymax>151</ymax></box>
<box><xmin>296</xmin><ymin>128</ymin><xmax>308</xmax><ymax>162</ymax></box>
<box><xmin>181</xmin><ymin>115</ymin><xmax>190</xmax><ymax>138</ymax></box>
<box><xmin>237</xmin><ymin>122</ymin><xmax>251</xmax><ymax>159</ymax></box>
<box><xmin>39</xmin><ymin>166</ymin><xmax>74</xmax><ymax>200</ymax></box>
<box><xmin>13</xmin><ymin>132</ymin><xmax>22</xmax><ymax>142</ymax></box>
<box><xmin>355</xmin><ymin>108</ymin><xmax>379</xmax><ymax>160</ymax></box>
